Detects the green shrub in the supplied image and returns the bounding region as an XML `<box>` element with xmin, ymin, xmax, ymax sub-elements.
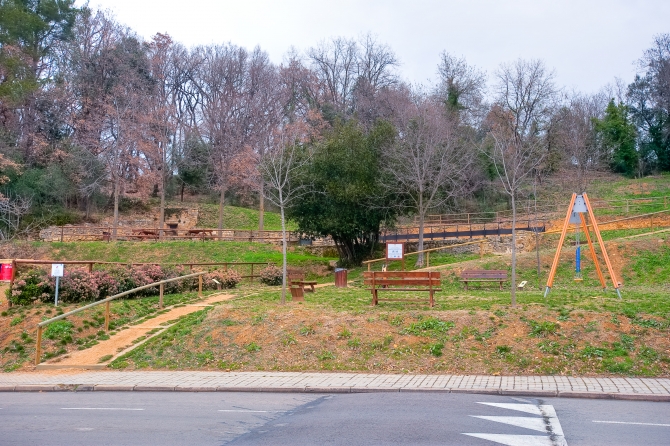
<box><xmin>259</xmin><ymin>265</ymin><xmax>282</xmax><ymax>286</ymax></box>
<box><xmin>428</xmin><ymin>342</ymin><xmax>444</xmax><ymax>356</ymax></box>
<box><xmin>245</xmin><ymin>342</ymin><xmax>261</xmax><ymax>352</ymax></box>
<box><xmin>44</xmin><ymin>320</ymin><xmax>73</xmax><ymax>342</ymax></box>
<box><xmin>528</xmin><ymin>320</ymin><xmax>559</xmax><ymax>337</ymax></box>
<box><xmin>8</xmin><ymin>268</ymin><xmax>53</xmax><ymax>305</ymax></box>
<box><xmin>401</xmin><ymin>318</ymin><xmax>455</xmax><ymax>336</ymax></box>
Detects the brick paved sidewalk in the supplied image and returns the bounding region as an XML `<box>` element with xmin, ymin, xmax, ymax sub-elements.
<box><xmin>1</xmin><ymin>371</ymin><xmax>669</xmax><ymax>401</ymax></box>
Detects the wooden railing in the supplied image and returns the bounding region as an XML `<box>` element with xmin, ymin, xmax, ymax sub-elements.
<box><xmin>39</xmin><ymin>226</ymin><xmax>327</xmax><ymax>244</ymax></box>
<box><xmin>413</xmin><ymin>195</ymin><xmax>670</xmax><ymax>226</ymax></box>
<box><xmin>34</xmin><ymin>270</ymin><xmax>207</xmax><ymax>366</ymax></box>
<box><xmin>362</xmin><ymin>240</ymin><xmax>485</xmax><ymax>271</ymax></box>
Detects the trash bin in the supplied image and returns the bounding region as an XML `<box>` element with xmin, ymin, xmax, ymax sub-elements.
<box><xmin>334</xmin><ymin>268</ymin><xmax>347</xmax><ymax>288</ymax></box>
<box><xmin>102</xmin><ymin>231</ymin><xmax>111</xmax><ymax>242</ymax></box>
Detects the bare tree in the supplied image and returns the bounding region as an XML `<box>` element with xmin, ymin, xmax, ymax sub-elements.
<box><xmin>435</xmin><ymin>52</ymin><xmax>486</xmax><ymax>124</ymax></box>
<box><xmin>555</xmin><ymin>93</ymin><xmax>606</xmax><ymax>192</ymax></box>
<box><xmin>0</xmin><ymin>194</ymin><xmax>32</xmax><ymax>240</ymax></box>
<box><xmin>256</xmin><ymin>121</ymin><xmax>315</xmax><ymax>304</ymax></box>
<box><xmin>308</xmin><ymin>34</ymin><xmax>399</xmax><ymax>121</ymax></box>
<box><xmin>384</xmin><ymin>91</ymin><xmax>475</xmax><ymax>266</ymax></box>
<box><xmin>308</xmin><ymin>37</ymin><xmax>359</xmax><ymax>116</ymax></box>
<box><xmin>487</xmin><ymin>58</ymin><xmax>557</xmax><ymax>307</ymax></box>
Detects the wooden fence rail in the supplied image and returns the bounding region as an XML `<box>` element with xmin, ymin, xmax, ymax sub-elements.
<box><xmin>34</xmin><ymin>270</ymin><xmax>208</xmax><ymax>366</ymax></box>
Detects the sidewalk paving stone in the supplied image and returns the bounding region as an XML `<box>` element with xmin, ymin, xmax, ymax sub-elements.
<box><xmin>1</xmin><ymin>371</ymin><xmax>669</xmax><ymax>401</ymax></box>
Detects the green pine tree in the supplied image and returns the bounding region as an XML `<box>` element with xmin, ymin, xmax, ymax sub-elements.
<box><xmin>594</xmin><ymin>100</ymin><xmax>638</xmax><ymax>176</ymax></box>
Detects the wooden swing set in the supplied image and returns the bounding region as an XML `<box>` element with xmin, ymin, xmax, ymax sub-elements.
<box><xmin>544</xmin><ymin>193</ymin><xmax>622</xmax><ymax>299</ymax></box>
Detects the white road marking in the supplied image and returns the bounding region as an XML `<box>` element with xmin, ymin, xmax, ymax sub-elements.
<box><xmin>471</xmin><ymin>416</ymin><xmax>548</xmax><ymax>433</ymax></box>
<box><xmin>61</xmin><ymin>408</ymin><xmax>144</xmax><ymax>411</ymax></box>
<box><xmin>217</xmin><ymin>410</ymin><xmax>279</xmax><ymax>413</ymax></box>
<box><xmin>464</xmin><ymin>434</ymin><xmax>556</xmax><ymax>446</ymax></box>
<box><xmin>593</xmin><ymin>420</ymin><xmax>670</xmax><ymax>427</ymax></box>
<box><xmin>477</xmin><ymin>403</ymin><xmax>543</xmax><ymax>416</ymax></box>
<box><xmin>75</xmin><ymin>428</ymin><xmax>94</xmax><ymax>431</ymax></box>
<box><xmin>464</xmin><ymin>402</ymin><xmax>568</xmax><ymax>446</ymax></box>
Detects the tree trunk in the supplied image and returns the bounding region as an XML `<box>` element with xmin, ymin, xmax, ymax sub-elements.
<box><xmin>159</xmin><ymin>174</ymin><xmax>166</xmax><ymax>241</ymax></box>
<box><xmin>533</xmin><ymin>181</ymin><xmax>542</xmax><ymax>288</ymax></box>
<box><xmin>112</xmin><ymin>179</ymin><xmax>120</xmax><ymax>241</ymax></box>
<box><xmin>511</xmin><ymin>194</ymin><xmax>516</xmax><ymax>308</ymax></box>
<box><xmin>258</xmin><ymin>180</ymin><xmax>265</xmax><ymax>232</ymax></box>
<box><xmin>416</xmin><ymin>209</ymin><xmax>425</xmax><ymax>267</ymax></box>
<box><xmin>217</xmin><ymin>185</ymin><xmax>226</xmax><ymax>239</ymax></box>
<box><xmin>280</xmin><ymin>201</ymin><xmax>287</xmax><ymax>305</ymax></box>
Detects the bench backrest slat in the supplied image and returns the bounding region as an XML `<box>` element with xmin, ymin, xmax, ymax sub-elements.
<box><xmin>363</xmin><ymin>279</ymin><xmax>441</xmax><ymax>286</ymax></box>
<box><xmin>460</xmin><ymin>270</ymin><xmax>507</xmax><ymax>279</ymax></box>
<box><xmin>363</xmin><ymin>271</ymin><xmax>441</xmax><ymax>289</ymax></box>
<box><xmin>363</xmin><ymin>271</ymin><xmax>439</xmax><ymax>279</ymax></box>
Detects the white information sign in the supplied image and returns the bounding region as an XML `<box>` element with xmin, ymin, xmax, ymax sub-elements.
<box><xmin>51</xmin><ymin>263</ymin><xmax>64</xmax><ymax>277</ymax></box>
<box><xmin>386</xmin><ymin>243</ymin><xmax>404</xmax><ymax>260</ymax></box>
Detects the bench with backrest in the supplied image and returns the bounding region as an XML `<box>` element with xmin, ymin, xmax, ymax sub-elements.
<box><xmin>288</xmin><ymin>270</ymin><xmax>317</xmax><ymax>293</ymax></box>
<box><xmin>363</xmin><ymin>271</ymin><xmax>441</xmax><ymax>307</ymax></box>
<box><xmin>460</xmin><ymin>269</ymin><xmax>507</xmax><ymax>291</ymax></box>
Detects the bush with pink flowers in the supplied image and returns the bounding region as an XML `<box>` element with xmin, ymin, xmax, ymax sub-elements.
<box><xmin>7</xmin><ymin>264</ymin><xmax>197</xmax><ymax>304</ymax></box>
<box><xmin>204</xmin><ymin>269</ymin><xmax>241</xmax><ymax>290</ymax></box>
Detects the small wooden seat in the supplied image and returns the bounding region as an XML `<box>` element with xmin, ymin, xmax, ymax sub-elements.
<box><xmin>288</xmin><ymin>271</ymin><xmax>317</xmax><ymax>292</ymax></box>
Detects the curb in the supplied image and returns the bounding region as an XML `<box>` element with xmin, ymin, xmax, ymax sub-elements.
<box><xmin>2</xmin><ymin>384</ymin><xmax>669</xmax><ymax>401</ymax></box>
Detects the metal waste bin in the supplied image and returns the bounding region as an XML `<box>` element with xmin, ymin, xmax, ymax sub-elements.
<box><xmin>334</xmin><ymin>268</ymin><xmax>347</xmax><ymax>288</ymax></box>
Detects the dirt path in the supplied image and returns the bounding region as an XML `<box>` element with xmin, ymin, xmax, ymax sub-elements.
<box><xmin>40</xmin><ymin>293</ymin><xmax>234</xmax><ymax>368</ymax></box>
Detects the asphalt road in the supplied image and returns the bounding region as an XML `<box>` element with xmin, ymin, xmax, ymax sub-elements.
<box><xmin>0</xmin><ymin>392</ymin><xmax>668</xmax><ymax>445</ymax></box>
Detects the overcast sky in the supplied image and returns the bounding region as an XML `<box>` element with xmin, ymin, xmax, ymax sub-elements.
<box><xmin>82</xmin><ymin>0</ymin><xmax>669</xmax><ymax>94</ymax></box>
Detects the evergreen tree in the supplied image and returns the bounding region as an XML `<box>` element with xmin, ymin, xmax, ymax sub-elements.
<box><xmin>287</xmin><ymin>120</ymin><xmax>397</xmax><ymax>266</ymax></box>
<box><xmin>594</xmin><ymin>100</ymin><xmax>638</xmax><ymax>176</ymax></box>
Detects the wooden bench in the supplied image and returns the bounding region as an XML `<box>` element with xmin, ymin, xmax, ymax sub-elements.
<box><xmin>460</xmin><ymin>270</ymin><xmax>507</xmax><ymax>291</ymax></box>
<box><xmin>363</xmin><ymin>271</ymin><xmax>441</xmax><ymax>307</ymax></box>
<box><xmin>288</xmin><ymin>271</ymin><xmax>317</xmax><ymax>293</ymax></box>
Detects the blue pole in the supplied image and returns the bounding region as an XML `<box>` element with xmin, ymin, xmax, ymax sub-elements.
<box><xmin>576</xmin><ymin>246</ymin><xmax>581</xmax><ymax>273</ymax></box>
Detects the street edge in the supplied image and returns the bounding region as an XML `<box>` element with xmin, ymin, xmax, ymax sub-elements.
<box><xmin>1</xmin><ymin>385</ymin><xmax>669</xmax><ymax>401</ymax></box>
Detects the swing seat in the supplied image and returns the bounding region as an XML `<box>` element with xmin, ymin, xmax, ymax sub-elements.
<box><xmin>573</xmin><ymin>277</ymin><xmax>583</xmax><ymax>282</ymax></box>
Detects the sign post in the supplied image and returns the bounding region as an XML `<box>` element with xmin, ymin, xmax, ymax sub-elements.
<box><xmin>51</xmin><ymin>264</ymin><xmax>64</xmax><ymax>306</ymax></box>
<box><xmin>386</xmin><ymin>243</ymin><xmax>405</xmax><ymax>270</ymax></box>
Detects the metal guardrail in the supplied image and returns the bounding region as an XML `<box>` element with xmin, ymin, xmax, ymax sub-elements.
<box><xmin>34</xmin><ymin>270</ymin><xmax>207</xmax><ymax>366</ymax></box>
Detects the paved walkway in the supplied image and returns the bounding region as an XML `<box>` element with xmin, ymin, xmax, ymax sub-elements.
<box><xmin>1</xmin><ymin>371</ymin><xmax>669</xmax><ymax>401</ymax></box>
<box><xmin>37</xmin><ymin>293</ymin><xmax>234</xmax><ymax>369</ymax></box>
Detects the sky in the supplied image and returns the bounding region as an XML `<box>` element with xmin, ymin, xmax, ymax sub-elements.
<box><xmin>82</xmin><ymin>0</ymin><xmax>670</xmax><ymax>94</ymax></box>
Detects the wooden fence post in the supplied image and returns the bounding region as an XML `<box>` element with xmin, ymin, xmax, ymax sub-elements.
<box><xmin>198</xmin><ymin>275</ymin><xmax>203</xmax><ymax>297</ymax></box>
<box><xmin>159</xmin><ymin>283</ymin><xmax>164</xmax><ymax>309</ymax></box>
<box><xmin>104</xmin><ymin>301</ymin><xmax>110</xmax><ymax>332</ymax></box>
<box><xmin>426</xmin><ymin>251</ymin><xmax>430</xmax><ymax>268</ymax></box>
<box><xmin>60</xmin><ymin>226</ymin><xmax>64</xmax><ymax>242</ymax></box>
<box><xmin>250</xmin><ymin>264</ymin><xmax>254</xmax><ymax>284</ymax></box>
<box><xmin>35</xmin><ymin>326</ymin><xmax>43</xmax><ymax>365</ymax></box>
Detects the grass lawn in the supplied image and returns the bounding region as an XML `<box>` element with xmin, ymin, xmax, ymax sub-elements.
<box><xmin>108</xmin><ymin>235</ymin><xmax>670</xmax><ymax>377</ymax></box>
<box><xmin>192</xmin><ymin>203</ymin><xmax>297</xmax><ymax>231</ymax></box>
<box><xmin>0</xmin><ymin>290</ymin><xmax>211</xmax><ymax>372</ymax></box>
